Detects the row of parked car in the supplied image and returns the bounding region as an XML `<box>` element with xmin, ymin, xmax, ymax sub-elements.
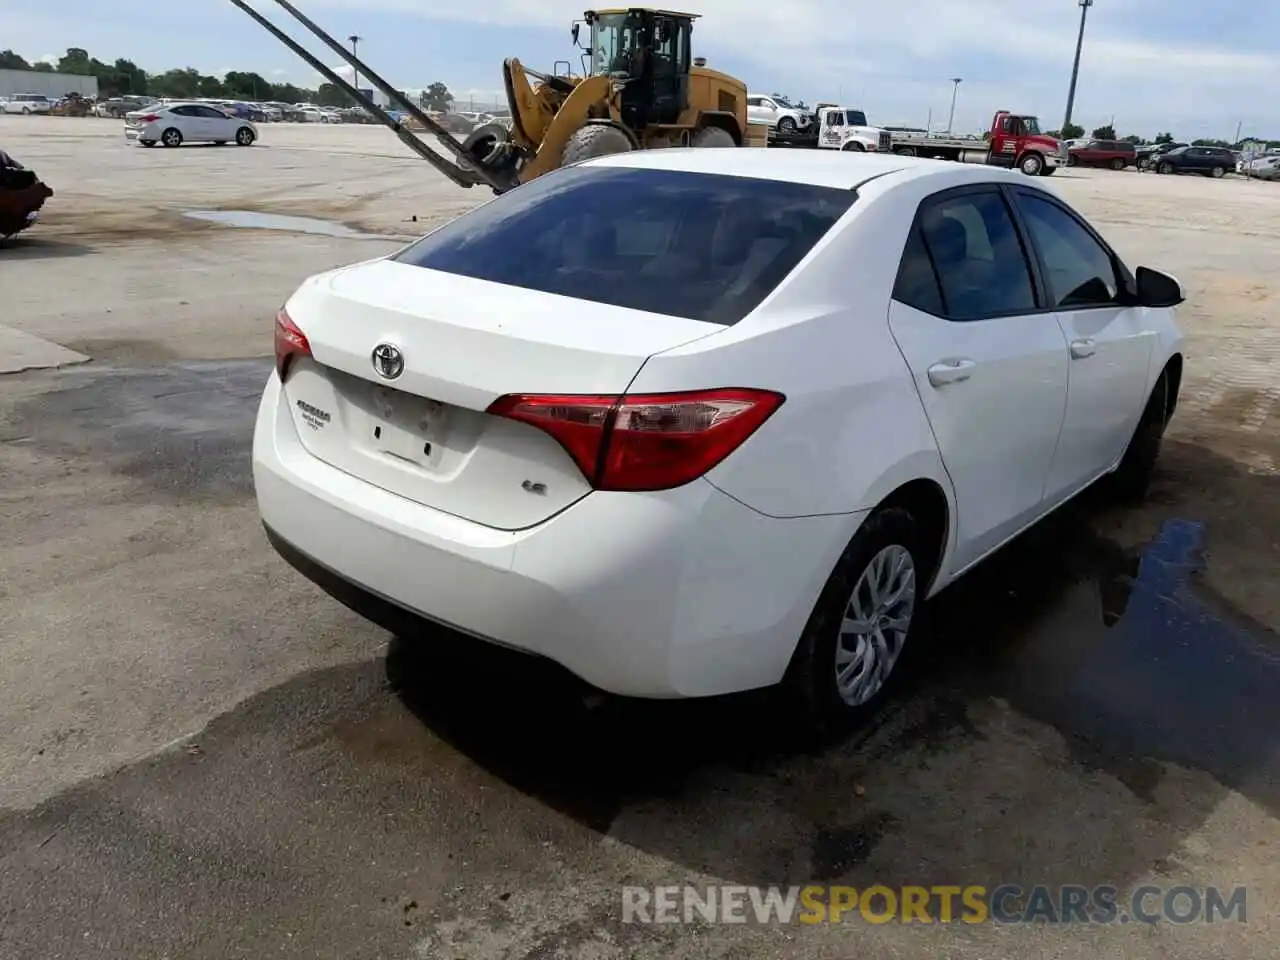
<box><xmin>1064</xmin><ymin>137</ymin><xmax>1280</xmax><ymax>179</ymax></box>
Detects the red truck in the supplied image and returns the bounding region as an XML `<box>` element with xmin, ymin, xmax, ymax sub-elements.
<box><xmin>889</xmin><ymin>110</ymin><xmax>1066</xmax><ymax>177</ymax></box>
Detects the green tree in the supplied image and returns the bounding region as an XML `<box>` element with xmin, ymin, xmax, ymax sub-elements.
<box><xmin>1154</xmin><ymin>131</ymin><xmax>1174</xmax><ymax>144</ymax></box>
<box><xmin>0</xmin><ymin>49</ymin><xmax>31</xmax><ymax>70</ymax></box>
<box><xmin>1091</xmin><ymin>124</ymin><xmax>1116</xmax><ymax>140</ymax></box>
<box><xmin>420</xmin><ymin>81</ymin><xmax>453</xmax><ymax>112</ymax></box>
<box><xmin>57</xmin><ymin>47</ymin><xmax>93</xmax><ymax>76</ymax></box>
<box><xmin>316</xmin><ymin>82</ymin><xmax>354</xmax><ymax>107</ymax></box>
<box><xmin>31</xmin><ymin>61</ymin><xmax>55</xmax><ymax>73</ymax></box>
<box><xmin>1122</xmin><ymin>134</ymin><xmax>1141</xmax><ymax>144</ymax></box>
<box><xmin>1060</xmin><ymin>121</ymin><xmax>1084</xmax><ymax>140</ymax></box>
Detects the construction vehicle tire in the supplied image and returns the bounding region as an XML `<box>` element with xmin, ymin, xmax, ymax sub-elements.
<box><xmin>691</xmin><ymin>126</ymin><xmax>736</xmax><ymax>147</ymax></box>
<box><xmin>561</xmin><ymin>124</ymin><xmax>633</xmax><ymax>166</ymax></box>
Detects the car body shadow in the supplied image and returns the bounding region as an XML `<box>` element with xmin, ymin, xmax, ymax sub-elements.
<box><xmin>383</xmin><ymin>439</ymin><xmax>1280</xmax><ymax>889</ymax></box>
<box><xmin>0</xmin><ymin>236</ymin><xmax>96</xmax><ymax>259</ymax></box>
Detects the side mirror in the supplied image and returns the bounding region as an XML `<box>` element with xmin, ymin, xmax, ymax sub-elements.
<box><xmin>571</xmin><ymin>23</ymin><xmax>580</xmax><ymax>45</ymax></box>
<box><xmin>1134</xmin><ymin>266</ymin><xmax>1185</xmax><ymax>308</ymax></box>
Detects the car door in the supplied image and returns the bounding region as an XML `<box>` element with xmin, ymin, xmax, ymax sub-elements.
<box><xmin>1009</xmin><ymin>187</ymin><xmax>1156</xmax><ymax>504</ymax></box>
<box><xmin>201</xmin><ymin>105</ymin><xmax>239</xmax><ymax>140</ymax></box>
<box><xmin>750</xmin><ymin>97</ymin><xmax>778</xmax><ymax>128</ymax></box>
<box><xmin>887</xmin><ymin>185</ymin><xmax>1071</xmax><ymax>572</ymax></box>
<box><xmin>166</xmin><ymin>105</ymin><xmax>205</xmax><ymax>139</ymax></box>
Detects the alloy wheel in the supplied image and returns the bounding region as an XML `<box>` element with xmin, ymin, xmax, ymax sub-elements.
<box><xmin>835</xmin><ymin>544</ymin><xmax>917</xmax><ymax>706</ymax></box>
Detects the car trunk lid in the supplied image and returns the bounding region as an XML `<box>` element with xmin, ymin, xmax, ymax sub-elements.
<box><xmin>279</xmin><ymin>259</ymin><xmax>723</xmax><ymax>530</ymax></box>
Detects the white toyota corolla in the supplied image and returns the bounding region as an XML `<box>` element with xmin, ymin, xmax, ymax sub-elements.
<box><xmin>254</xmin><ymin>149</ymin><xmax>1184</xmax><ymax>716</ymax></box>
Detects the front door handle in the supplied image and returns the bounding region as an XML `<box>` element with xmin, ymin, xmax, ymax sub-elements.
<box><xmin>926</xmin><ymin>358</ymin><xmax>976</xmax><ymax>386</ymax></box>
<box><xmin>1070</xmin><ymin>338</ymin><xmax>1097</xmax><ymax>359</ymax></box>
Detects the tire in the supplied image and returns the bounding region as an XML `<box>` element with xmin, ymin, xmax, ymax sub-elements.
<box><xmin>1111</xmin><ymin>157</ymin><xmax>1125</xmax><ymax>170</ymax></box>
<box><xmin>235</xmin><ymin>126</ymin><xmax>255</xmax><ymax>146</ymax></box>
<box><xmin>784</xmin><ymin>507</ymin><xmax>925</xmax><ymax>720</ymax></box>
<box><xmin>1067</xmin><ymin>155</ymin><xmax>1078</xmax><ymax>166</ymax></box>
<box><xmin>1104</xmin><ymin>372</ymin><xmax>1170</xmax><ymax>502</ymax></box>
<box><xmin>777</xmin><ymin>116</ymin><xmax>796</xmax><ymax>134</ymax></box>
<box><xmin>1019</xmin><ymin>152</ymin><xmax>1044</xmax><ymax>176</ymax></box>
<box><xmin>21</xmin><ymin>107</ymin><xmax>31</xmax><ymax>115</ymax></box>
<box><xmin>841</xmin><ymin>141</ymin><xmax>866</xmax><ymax>152</ymax></box>
<box><xmin>1157</xmin><ymin>161</ymin><xmax>1173</xmax><ymax>175</ymax></box>
<box><xmin>1210</xmin><ymin>166</ymin><xmax>1225</xmax><ymax>178</ymax></box>
<box><xmin>161</xmin><ymin>127</ymin><xmax>183</xmax><ymax>148</ymax></box>
<box><xmin>690</xmin><ymin>125</ymin><xmax>736</xmax><ymax>148</ymax></box>
<box><xmin>1040</xmin><ymin>166</ymin><xmax>1057</xmax><ymax>176</ymax></box>
<box><xmin>560</xmin><ymin>123</ymin><xmax>634</xmax><ymax>166</ymax></box>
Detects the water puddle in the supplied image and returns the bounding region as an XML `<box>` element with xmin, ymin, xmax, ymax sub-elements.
<box><xmin>183</xmin><ymin>210</ymin><xmax>412</xmax><ymax>241</ymax></box>
<box><xmin>934</xmin><ymin>515</ymin><xmax>1280</xmax><ymax>813</ymax></box>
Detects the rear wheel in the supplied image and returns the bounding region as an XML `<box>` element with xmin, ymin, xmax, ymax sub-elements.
<box><xmin>1018</xmin><ymin>152</ymin><xmax>1045</xmax><ymax>176</ymax></box>
<box><xmin>560</xmin><ymin>123</ymin><xmax>633</xmax><ymax>166</ymax></box>
<box><xmin>690</xmin><ymin>125</ymin><xmax>736</xmax><ymax>148</ymax></box>
<box><xmin>1067</xmin><ymin>154</ymin><xmax>1078</xmax><ymax>166</ymax></box>
<box><xmin>1111</xmin><ymin>157</ymin><xmax>1125</xmax><ymax>170</ymax></box>
<box><xmin>784</xmin><ymin>507</ymin><xmax>924</xmax><ymax>720</ymax></box>
<box><xmin>1210</xmin><ymin>165</ymin><xmax>1225</xmax><ymax>178</ymax></box>
<box><xmin>161</xmin><ymin>127</ymin><xmax>183</xmax><ymax>148</ymax></box>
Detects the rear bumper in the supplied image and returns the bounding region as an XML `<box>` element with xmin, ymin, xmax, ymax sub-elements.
<box><xmin>254</xmin><ymin>372</ymin><xmax>851</xmax><ymax>698</ymax></box>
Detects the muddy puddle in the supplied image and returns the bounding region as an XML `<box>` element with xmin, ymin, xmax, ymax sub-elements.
<box><xmin>378</xmin><ymin>509</ymin><xmax>1280</xmax><ymax>824</ymax></box>
<box><xmin>183</xmin><ymin>210</ymin><xmax>413</xmax><ymax>241</ymax></box>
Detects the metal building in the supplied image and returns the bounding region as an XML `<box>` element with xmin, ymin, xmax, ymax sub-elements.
<box><xmin>0</xmin><ymin>68</ymin><xmax>99</xmax><ymax>100</ymax></box>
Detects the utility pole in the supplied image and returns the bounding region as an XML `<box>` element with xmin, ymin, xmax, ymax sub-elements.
<box><xmin>1062</xmin><ymin>0</ymin><xmax>1093</xmax><ymax>133</ymax></box>
<box><xmin>348</xmin><ymin>35</ymin><xmax>363</xmax><ymax>97</ymax></box>
<box><xmin>947</xmin><ymin>78</ymin><xmax>962</xmax><ymax>134</ymax></box>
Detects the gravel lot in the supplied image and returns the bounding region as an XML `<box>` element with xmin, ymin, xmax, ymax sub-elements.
<box><xmin>1</xmin><ymin>117</ymin><xmax>1278</xmax><ymax>959</ymax></box>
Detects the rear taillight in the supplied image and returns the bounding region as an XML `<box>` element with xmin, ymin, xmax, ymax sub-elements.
<box><xmin>487</xmin><ymin>388</ymin><xmax>784</xmax><ymax>492</ymax></box>
<box><xmin>273</xmin><ymin>308</ymin><xmax>311</xmax><ymax>380</ymax></box>
<box><xmin>139</xmin><ymin>114</ymin><xmax>160</xmax><ymax>123</ymax></box>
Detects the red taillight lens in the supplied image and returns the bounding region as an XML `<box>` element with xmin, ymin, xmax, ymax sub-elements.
<box><xmin>487</xmin><ymin>388</ymin><xmax>784</xmax><ymax>492</ymax></box>
<box><xmin>273</xmin><ymin>308</ymin><xmax>311</xmax><ymax>380</ymax></box>
<box><xmin>139</xmin><ymin>114</ymin><xmax>160</xmax><ymax>123</ymax></box>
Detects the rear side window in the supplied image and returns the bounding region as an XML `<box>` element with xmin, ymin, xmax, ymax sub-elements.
<box><xmin>916</xmin><ymin>190</ymin><xmax>1036</xmax><ymax>320</ymax></box>
<box><xmin>393</xmin><ymin>165</ymin><xmax>855</xmax><ymax>325</ymax></box>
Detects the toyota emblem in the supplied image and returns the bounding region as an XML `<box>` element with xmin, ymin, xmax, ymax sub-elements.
<box><xmin>371</xmin><ymin>343</ymin><xmax>404</xmax><ymax>380</ymax></box>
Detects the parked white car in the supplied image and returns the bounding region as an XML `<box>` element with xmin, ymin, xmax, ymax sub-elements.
<box><xmin>1242</xmin><ymin>155</ymin><xmax>1280</xmax><ymax>180</ymax></box>
<box><xmin>254</xmin><ymin>150</ymin><xmax>1185</xmax><ymax>716</ymax></box>
<box><xmin>3</xmin><ymin>94</ymin><xmax>52</xmax><ymax>115</ymax></box>
<box><xmin>125</xmin><ymin>102</ymin><xmax>258</xmax><ymax>147</ymax></box>
<box><xmin>747</xmin><ymin>93</ymin><xmax>812</xmax><ymax>136</ymax></box>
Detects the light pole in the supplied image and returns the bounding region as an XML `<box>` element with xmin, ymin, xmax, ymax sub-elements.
<box><xmin>946</xmin><ymin>78</ymin><xmax>962</xmax><ymax>134</ymax></box>
<box><xmin>1062</xmin><ymin>0</ymin><xmax>1093</xmax><ymax>134</ymax></box>
<box><xmin>348</xmin><ymin>34</ymin><xmax>363</xmax><ymax>95</ymax></box>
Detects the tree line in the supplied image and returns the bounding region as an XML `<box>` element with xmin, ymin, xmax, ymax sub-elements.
<box><xmin>1048</xmin><ymin>121</ymin><xmax>1278</xmax><ymax>151</ymax></box>
<box><xmin>0</xmin><ymin>47</ymin><xmax>456</xmax><ymax>112</ymax></box>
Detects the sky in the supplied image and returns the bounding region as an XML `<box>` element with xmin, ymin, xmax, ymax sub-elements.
<box><xmin>1</xmin><ymin>0</ymin><xmax>1276</xmax><ymax>140</ymax></box>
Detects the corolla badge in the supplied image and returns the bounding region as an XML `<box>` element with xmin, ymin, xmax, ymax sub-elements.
<box><xmin>371</xmin><ymin>342</ymin><xmax>404</xmax><ymax>380</ymax></box>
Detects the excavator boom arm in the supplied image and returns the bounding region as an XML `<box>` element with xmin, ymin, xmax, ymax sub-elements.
<box><xmin>223</xmin><ymin>0</ymin><xmax>515</xmax><ymax>192</ymax></box>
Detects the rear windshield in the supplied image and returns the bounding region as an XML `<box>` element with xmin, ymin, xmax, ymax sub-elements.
<box><xmin>392</xmin><ymin>164</ymin><xmax>855</xmax><ymax>325</ymax></box>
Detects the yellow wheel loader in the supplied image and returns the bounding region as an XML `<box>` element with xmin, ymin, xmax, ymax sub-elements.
<box><xmin>226</xmin><ymin>1</ymin><xmax>766</xmax><ymax>196</ymax></box>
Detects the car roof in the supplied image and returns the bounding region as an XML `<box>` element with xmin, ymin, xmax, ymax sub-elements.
<box><xmin>581</xmin><ymin>148</ymin><xmax>1030</xmax><ymax>191</ymax></box>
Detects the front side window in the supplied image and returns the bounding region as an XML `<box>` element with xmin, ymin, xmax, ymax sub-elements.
<box><xmin>1015</xmin><ymin>192</ymin><xmax>1119</xmax><ymax>308</ymax></box>
<box><xmin>590</xmin><ymin>13</ymin><xmax>643</xmax><ymax>76</ymax></box>
<box><xmin>917</xmin><ymin>190</ymin><xmax>1037</xmax><ymax>320</ymax></box>
<box><xmin>394</xmin><ymin>165</ymin><xmax>855</xmax><ymax>325</ymax></box>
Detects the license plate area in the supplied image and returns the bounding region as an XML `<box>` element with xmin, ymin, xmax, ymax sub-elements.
<box><xmin>367</xmin><ymin>384</ymin><xmax>448</xmax><ymax>471</ymax></box>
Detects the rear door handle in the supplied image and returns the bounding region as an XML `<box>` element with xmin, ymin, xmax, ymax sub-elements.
<box><xmin>926</xmin><ymin>358</ymin><xmax>977</xmax><ymax>386</ymax></box>
<box><xmin>1070</xmin><ymin>338</ymin><xmax>1097</xmax><ymax>359</ymax></box>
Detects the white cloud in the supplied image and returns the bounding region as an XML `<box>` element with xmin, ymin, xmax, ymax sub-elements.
<box><xmin>300</xmin><ymin>0</ymin><xmax>1279</xmax><ymax>135</ymax></box>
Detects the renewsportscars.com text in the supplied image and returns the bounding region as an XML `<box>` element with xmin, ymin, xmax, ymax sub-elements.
<box><xmin>621</xmin><ymin>884</ymin><xmax>1248</xmax><ymax>925</ymax></box>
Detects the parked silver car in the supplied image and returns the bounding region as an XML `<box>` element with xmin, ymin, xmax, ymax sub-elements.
<box><xmin>1242</xmin><ymin>155</ymin><xmax>1280</xmax><ymax>180</ymax></box>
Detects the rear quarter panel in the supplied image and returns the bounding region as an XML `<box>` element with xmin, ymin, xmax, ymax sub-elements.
<box><xmin>624</xmin><ymin>171</ymin><xmax>955</xmax><ymax>521</ymax></box>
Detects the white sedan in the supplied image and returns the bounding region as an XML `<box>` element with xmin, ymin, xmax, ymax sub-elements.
<box><xmin>253</xmin><ymin>150</ymin><xmax>1185</xmax><ymax>717</ymax></box>
<box><xmin>124</xmin><ymin>102</ymin><xmax>258</xmax><ymax>148</ymax></box>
